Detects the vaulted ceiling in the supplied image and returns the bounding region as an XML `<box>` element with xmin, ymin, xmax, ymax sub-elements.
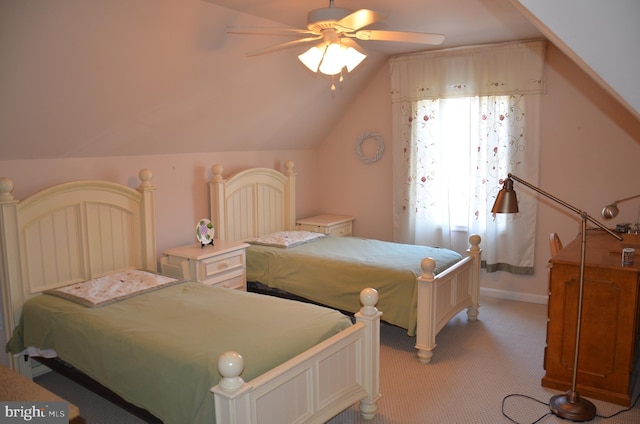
<box><xmin>1</xmin><ymin>0</ymin><xmax>546</xmax><ymax>159</ymax></box>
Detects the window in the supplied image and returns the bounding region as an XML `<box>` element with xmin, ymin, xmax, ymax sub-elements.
<box><xmin>416</xmin><ymin>96</ymin><xmax>477</xmax><ymax>230</ymax></box>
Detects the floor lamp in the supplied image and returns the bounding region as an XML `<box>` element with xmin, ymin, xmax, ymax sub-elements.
<box><xmin>491</xmin><ymin>173</ymin><xmax>623</xmax><ymax>422</ymax></box>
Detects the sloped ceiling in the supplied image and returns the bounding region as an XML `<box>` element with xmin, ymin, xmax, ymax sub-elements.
<box><xmin>509</xmin><ymin>0</ymin><xmax>640</xmax><ymax>122</ymax></box>
<box><xmin>0</xmin><ymin>0</ymin><xmax>542</xmax><ymax>160</ymax></box>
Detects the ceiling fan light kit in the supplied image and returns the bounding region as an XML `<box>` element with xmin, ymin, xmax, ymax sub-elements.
<box><xmin>230</xmin><ymin>0</ymin><xmax>445</xmax><ymax>90</ymax></box>
<box><xmin>298</xmin><ymin>38</ymin><xmax>367</xmax><ymax>76</ymax></box>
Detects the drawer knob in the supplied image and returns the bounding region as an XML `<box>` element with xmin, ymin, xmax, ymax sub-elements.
<box><xmin>218</xmin><ymin>261</ymin><xmax>229</xmax><ymax>270</ymax></box>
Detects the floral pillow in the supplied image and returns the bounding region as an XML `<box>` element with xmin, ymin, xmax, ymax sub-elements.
<box><xmin>44</xmin><ymin>269</ymin><xmax>181</xmax><ymax>307</ymax></box>
<box><xmin>246</xmin><ymin>231</ymin><xmax>326</xmax><ymax>248</ymax></box>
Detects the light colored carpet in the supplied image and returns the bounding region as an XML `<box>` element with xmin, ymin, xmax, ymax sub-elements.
<box><xmin>36</xmin><ymin>296</ymin><xmax>639</xmax><ymax>423</ymax></box>
<box><xmin>327</xmin><ymin>296</ymin><xmax>639</xmax><ymax>423</ymax></box>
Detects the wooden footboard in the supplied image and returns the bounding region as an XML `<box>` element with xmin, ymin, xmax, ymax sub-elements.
<box><xmin>211</xmin><ymin>289</ymin><xmax>382</xmax><ymax>424</ymax></box>
<box><xmin>414</xmin><ymin>235</ymin><xmax>482</xmax><ymax>364</ymax></box>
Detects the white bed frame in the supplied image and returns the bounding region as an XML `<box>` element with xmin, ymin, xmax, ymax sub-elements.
<box><xmin>209</xmin><ymin>160</ymin><xmax>482</xmax><ymax>364</ymax></box>
<box><xmin>0</xmin><ymin>170</ymin><xmax>380</xmax><ymax>423</ymax></box>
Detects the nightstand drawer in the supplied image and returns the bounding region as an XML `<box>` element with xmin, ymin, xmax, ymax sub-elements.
<box><xmin>197</xmin><ymin>249</ymin><xmax>245</xmax><ymax>280</ymax></box>
<box><xmin>200</xmin><ymin>267</ymin><xmax>246</xmax><ymax>290</ymax></box>
<box><xmin>160</xmin><ymin>256</ymin><xmax>187</xmax><ymax>279</ymax></box>
<box><xmin>327</xmin><ymin>221</ymin><xmax>352</xmax><ymax>237</ymax></box>
<box><xmin>296</xmin><ymin>223</ymin><xmax>323</xmax><ymax>233</ymax></box>
<box><xmin>162</xmin><ymin>240</ymin><xmax>249</xmax><ymax>290</ymax></box>
<box><xmin>296</xmin><ymin>214</ymin><xmax>355</xmax><ymax>237</ymax></box>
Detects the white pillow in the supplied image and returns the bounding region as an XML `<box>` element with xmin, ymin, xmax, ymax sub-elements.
<box><xmin>247</xmin><ymin>230</ymin><xmax>326</xmax><ymax>248</ymax></box>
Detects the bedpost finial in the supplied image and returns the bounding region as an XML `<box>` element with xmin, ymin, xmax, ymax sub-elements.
<box><xmin>468</xmin><ymin>234</ymin><xmax>481</xmax><ymax>252</ymax></box>
<box><xmin>212</xmin><ymin>164</ymin><xmax>223</xmax><ymax>181</ymax></box>
<box><xmin>284</xmin><ymin>160</ymin><xmax>294</xmax><ymax>176</ymax></box>
<box><xmin>420</xmin><ymin>257</ymin><xmax>436</xmax><ymax>278</ymax></box>
<box><xmin>138</xmin><ymin>169</ymin><xmax>153</xmax><ymax>187</ymax></box>
<box><xmin>218</xmin><ymin>351</ymin><xmax>245</xmax><ymax>392</ymax></box>
<box><xmin>359</xmin><ymin>288</ymin><xmax>379</xmax><ymax>316</ymax></box>
<box><xmin>0</xmin><ymin>177</ymin><xmax>15</xmax><ymax>201</ymax></box>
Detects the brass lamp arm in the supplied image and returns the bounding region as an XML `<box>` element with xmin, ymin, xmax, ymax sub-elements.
<box><xmin>508</xmin><ymin>174</ymin><xmax>623</xmax><ymax>242</ymax></box>
<box><xmin>610</xmin><ymin>193</ymin><xmax>640</xmax><ymax>204</ymax></box>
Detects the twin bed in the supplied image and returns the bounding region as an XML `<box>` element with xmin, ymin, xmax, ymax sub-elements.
<box><xmin>0</xmin><ymin>170</ymin><xmax>381</xmax><ymax>424</ymax></box>
<box><xmin>209</xmin><ymin>161</ymin><xmax>482</xmax><ymax>365</ymax></box>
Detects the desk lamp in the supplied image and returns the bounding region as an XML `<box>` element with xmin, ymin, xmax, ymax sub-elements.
<box><xmin>601</xmin><ymin>194</ymin><xmax>640</xmax><ymax>234</ymax></box>
<box><xmin>492</xmin><ymin>173</ymin><xmax>623</xmax><ymax>422</ymax></box>
<box><xmin>601</xmin><ymin>194</ymin><xmax>640</xmax><ymax>219</ymax></box>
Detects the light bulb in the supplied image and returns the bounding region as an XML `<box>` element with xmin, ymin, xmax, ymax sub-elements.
<box><xmin>344</xmin><ymin>46</ymin><xmax>366</xmax><ymax>72</ymax></box>
<box><xmin>298</xmin><ymin>45</ymin><xmax>325</xmax><ymax>73</ymax></box>
<box><xmin>319</xmin><ymin>43</ymin><xmax>344</xmax><ymax>75</ymax></box>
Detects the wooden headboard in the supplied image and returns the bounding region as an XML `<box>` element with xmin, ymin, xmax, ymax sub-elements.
<box><xmin>208</xmin><ymin>161</ymin><xmax>296</xmax><ymax>241</ymax></box>
<box><xmin>0</xmin><ymin>169</ymin><xmax>157</xmax><ymax>361</ymax></box>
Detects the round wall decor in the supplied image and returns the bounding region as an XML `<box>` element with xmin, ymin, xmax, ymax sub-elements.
<box><xmin>355</xmin><ymin>132</ymin><xmax>385</xmax><ymax>164</ymax></box>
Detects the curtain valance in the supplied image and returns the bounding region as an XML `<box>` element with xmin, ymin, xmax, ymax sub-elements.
<box><xmin>390</xmin><ymin>40</ymin><xmax>547</xmax><ymax>102</ymax></box>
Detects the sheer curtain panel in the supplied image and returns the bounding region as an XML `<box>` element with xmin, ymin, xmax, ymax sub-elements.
<box><xmin>390</xmin><ymin>41</ymin><xmax>547</xmax><ymax>274</ymax></box>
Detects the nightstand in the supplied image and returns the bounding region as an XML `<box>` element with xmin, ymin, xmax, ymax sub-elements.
<box><xmin>161</xmin><ymin>240</ymin><xmax>250</xmax><ymax>290</ymax></box>
<box><xmin>296</xmin><ymin>214</ymin><xmax>355</xmax><ymax>237</ymax></box>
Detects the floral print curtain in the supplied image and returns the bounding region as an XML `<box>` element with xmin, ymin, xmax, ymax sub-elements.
<box><xmin>390</xmin><ymin>41</ymin><xmax>547</xmax><ymax>273</ymax></box>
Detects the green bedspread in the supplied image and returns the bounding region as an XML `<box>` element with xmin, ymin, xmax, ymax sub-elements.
<box><xmin>7</xmin><ymin>282</ymin><xmax>351</xmax><ymax>424</ymax></box>
<box><xmin>247</xmin><ymin>236</ymin><xmax>463</xmax><ymax>336</ymax></box>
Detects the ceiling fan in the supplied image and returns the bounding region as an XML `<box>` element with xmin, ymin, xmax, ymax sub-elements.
<box><xmin>228</xmin><ymin>0</ymin><xmax>444</xmax><ymax>88</ymax></box>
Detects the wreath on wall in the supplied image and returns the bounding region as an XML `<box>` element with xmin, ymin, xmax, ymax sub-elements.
<box><xmin>355</xmin><ymin>132</ymin><xmax>385</xmax><ymax>164</ymax></box>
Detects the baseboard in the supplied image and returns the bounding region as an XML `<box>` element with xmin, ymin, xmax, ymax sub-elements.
<box><xmin>480</xmin><ymin>287</ymin><xmax>548</xmax><ymax>305</ymax></box>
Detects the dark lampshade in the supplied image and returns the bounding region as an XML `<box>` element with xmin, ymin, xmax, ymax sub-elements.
<box><xmin>491</xmin><ymin>177</ymin><xmax>519</xmax><ymax>213</ymax></box>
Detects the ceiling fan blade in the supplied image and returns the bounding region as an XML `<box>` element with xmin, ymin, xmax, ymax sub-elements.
<box><xmin>335</xmin><ymin>9</ymin><xmax>386</xmax><ymax>32</ymax></box>
<box><xmin>354</xmin><ymin>30</ymin><xmax>445</xmax><ymax>45</ymax></box>
<box><xmin>227</xmin><ymin>26</ymin><xmax>317</xmax><ymax>37</ymax></box>
<box><xmin>246</xmin><ymin>36</ymin><xmax>322</xmax><ymax>57</ymax></box>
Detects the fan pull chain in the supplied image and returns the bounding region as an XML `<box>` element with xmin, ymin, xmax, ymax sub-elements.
<box><xmin>331</xmin><ymin>75</ymin><xmax>336</xmax><ymax>91</ymax></box>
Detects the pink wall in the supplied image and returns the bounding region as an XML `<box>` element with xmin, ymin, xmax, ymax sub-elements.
<box><xmin>316</xmin><ymin>43</ymin><xmax>640</xmax><ymax>302</ymax></box>
<box><xmin>315</xmin><ymin>64</ymin><xmax>394</xmax><ymax>242</ymax></box>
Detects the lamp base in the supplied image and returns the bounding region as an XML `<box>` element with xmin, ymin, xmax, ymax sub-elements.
<box><xmin>549</xmin><ymin>391</ymin><xmax>596</xmax><ymax>422</ymax></box>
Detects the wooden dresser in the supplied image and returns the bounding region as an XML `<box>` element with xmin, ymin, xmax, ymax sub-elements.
<box><xmin>543</xmin><ymin>230</ymin><xmax>640</xmax><ymax>406</ymax></box>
